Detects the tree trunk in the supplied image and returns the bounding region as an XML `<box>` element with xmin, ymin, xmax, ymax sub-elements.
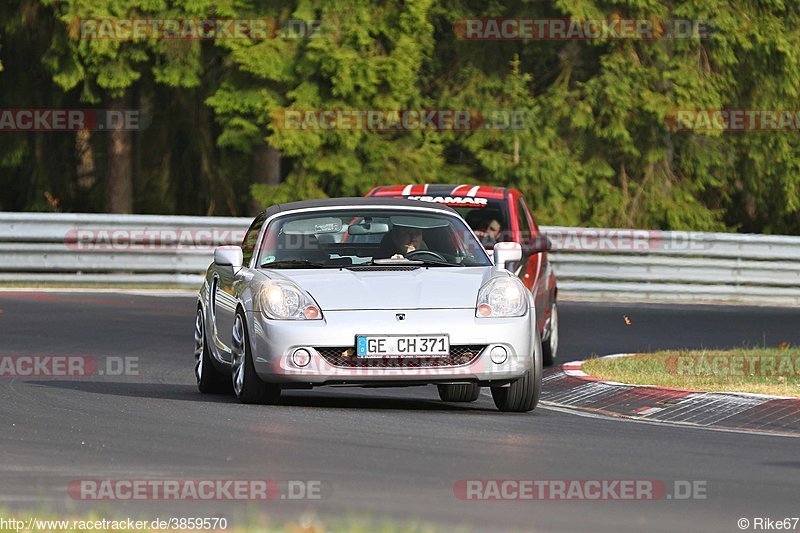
<box><xmin>75</xmin><ymin>129</ymin><xmax>96</xmax><ymax>190</ymax></box>
<box><xmin>105</xmin><ymin>94</ymin><xmax>134</xmax><ymax>213</ymax></box>
<box><xmin>249</xmin><ymin>143</ymin><xmax>281</xmax><ymax>215</ymax></box>
<box><xmin>29</xmin><ymin>133</ymin><xmax>46</xmax><ymax>208</ymax></box>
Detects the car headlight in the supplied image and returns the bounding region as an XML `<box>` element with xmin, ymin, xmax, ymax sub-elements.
<box><xmin>476</xmin><ymin>277</ymin><xmax>528</xmax><ymax>318</ymax></box>
<box><xmin>257</xmin><ymin>280</ymin><xmax>322</xmax><ymax>320</ymax></box>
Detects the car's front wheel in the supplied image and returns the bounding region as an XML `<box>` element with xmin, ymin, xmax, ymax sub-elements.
<box><xmin>194</xmin><ymin>307</ymin><xmax>229</xmax><ymax>393</ymax></box>
<box><xmin>231</xmin><ymin>310</ymin><xmax>281</xmax><ymax>404</ymax></box>
<box><xmin>437</xmin><ymin>383</ymin><xmax>481</xmax><ymax>402</ymax></box>
<box><xmin>491</xmin><ymin>333</ymin><xmax>543</xmax><ymax>412</ymax></box>
<box><xmin>542</xmin><ymin>301</ymin><xmax>559</xmax><ymax>367</ymax></box>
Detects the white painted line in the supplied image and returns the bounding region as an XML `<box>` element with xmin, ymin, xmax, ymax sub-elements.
<box><xmin>479</xmin><ymin>385</ymin><xmax>792</xmax><ymax>437</ymax></box>
<box><xmin>633</xmin><ymin>407</ymin><xmax>664</xmax><ymax>416</ymax></box>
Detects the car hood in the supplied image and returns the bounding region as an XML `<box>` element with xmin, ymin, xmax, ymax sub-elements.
<box><xmin>265</xmin><ymin>267</ymin><xmax>497</xmax><ymax>311</ymax></box>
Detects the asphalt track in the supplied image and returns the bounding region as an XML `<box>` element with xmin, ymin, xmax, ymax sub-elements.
<box><xmin>1</xmin><ymin>292</ymin><xmax>800</xmax><ymax>532</ymax></box>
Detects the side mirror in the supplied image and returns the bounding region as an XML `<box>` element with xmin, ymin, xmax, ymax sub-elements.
<box><xmin>493</xmin><ymin>241</ymin><xmax>522</xmax><ymax>270</ymax></box>
<box><xmin>214</xmin><ymin>246</ymin><xmax>243</xmax><ymax>268</ymax></box>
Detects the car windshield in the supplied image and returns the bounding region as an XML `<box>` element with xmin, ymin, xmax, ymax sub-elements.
<box><xmin>452</xmin><ymin>200</ymin><xmax>510</xmax><ymax>249</ymax></box>
<box><xmin>256</xmin><ymin>209</ymin><xmax>492</xmax><ymax>268</ymax></box>
<box><xmin>382</xmin><ymin>195</ymin><xmax>511</xmax><ymax>248</ymax></box>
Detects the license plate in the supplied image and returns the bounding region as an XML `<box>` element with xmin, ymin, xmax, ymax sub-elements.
<box><xmin>356</xmin><ymin>335</ymin><xmax>449</xmax><ymax>358</ymax></box>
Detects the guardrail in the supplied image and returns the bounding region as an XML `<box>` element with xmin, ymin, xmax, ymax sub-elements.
<box><xmin>1</xmin><ymin>213</ymin><xmax>799</xmax><ymax>305</ymax></box>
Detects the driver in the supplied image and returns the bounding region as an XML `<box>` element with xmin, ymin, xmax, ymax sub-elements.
<box><xmin>474</xmin><ymin>218</ymin><xmax>502</xmax><ymax>247</ymax></box>
<box><xmin>376</xmin><ymin>224</ymin><xmax>427</xmax><ymax>259</ymax></box>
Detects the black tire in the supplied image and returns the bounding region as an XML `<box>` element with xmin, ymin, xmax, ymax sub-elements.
<box><xmin>490</xmin><ymin>332</ymin><xmax>543</xmax><ymax>412</ymax></box>
<box><xmin>231</xmin><ymin>310</ymin><xmax>281</xmax><ymax>404</ymax></box>
<box><xmin>542</xmin><ymin>301</ymin><xmax>559</xmax><ymax>367</ymax></box>
<box><xmin>437</xmin><ymin>383</ymin><xmax>481</xmax><ymax>402</ymax></box>
<box><xmin>194</xmin><ymin>307</ymin><xmax>230</xmax><ymax>394</ymax></box>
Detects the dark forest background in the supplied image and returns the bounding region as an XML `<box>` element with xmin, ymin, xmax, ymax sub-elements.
<box><xmin>1</xmin><ymin>0</ymin><xmax>799</xmax><ymax>234</ymax></box>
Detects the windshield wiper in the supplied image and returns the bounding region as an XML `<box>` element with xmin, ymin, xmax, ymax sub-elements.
<box><xmin>369</xmin><ymin>257</ymin><xmax>463</xmax><ymax>267</ymax></box>
<box><xmin>370</xmin><ymin>258</ymin><xmax>423</xmax><ymax>265</ymax></box>
<box><xmin>412</xmin><ymin>258</ymin><xmax>465</xmax><ymax>267</ymax></box>
<box><xmin>260</xmin><ymin>259</ymin><xmax>331</xmax><ymax>269</ymax></box>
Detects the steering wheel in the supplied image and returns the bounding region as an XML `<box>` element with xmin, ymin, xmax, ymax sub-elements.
<box><xmin>405</xmin><ymin>249</ymin><xmax>448</xmax><ymax>262</ymax></box>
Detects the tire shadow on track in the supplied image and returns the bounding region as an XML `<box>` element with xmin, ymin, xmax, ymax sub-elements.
<box><xmin>276</xmin><ymin>390</ymin><xmax>498</xmax><ymax>412</ymax></box>
<box><xmin>22</xmin><ymin>380</ymin><xmax>501</xmax><ymax>413</ymax></box>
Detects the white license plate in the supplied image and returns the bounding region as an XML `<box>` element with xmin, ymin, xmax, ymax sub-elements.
<box><xmin>356</xmin><ymin>335</ymin><xmax>449</xmax><ymax>358</ymax></box>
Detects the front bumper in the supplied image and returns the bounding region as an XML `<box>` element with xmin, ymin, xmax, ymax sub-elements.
<box><xmin>248</xmin><ymin>308</ymin><xmax>534</xmax><ymax>386</ymax></box>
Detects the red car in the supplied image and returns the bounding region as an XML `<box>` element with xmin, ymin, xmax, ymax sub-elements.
<box><xmin>365</xmin><ymin>184</ymin><xmax>559</xmax><ymax>365</ymax></box>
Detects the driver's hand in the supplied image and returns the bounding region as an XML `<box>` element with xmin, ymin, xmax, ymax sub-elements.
<box><xmin>404</xmin><ymin>244</ymin><xmax>416</xmax><ymax>253</ymax></box>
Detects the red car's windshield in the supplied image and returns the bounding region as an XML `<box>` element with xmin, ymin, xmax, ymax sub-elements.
<box><xmin>372</xmin><ymin>195</ymin><xmax>511</xmax><ymax>247</ymax></box>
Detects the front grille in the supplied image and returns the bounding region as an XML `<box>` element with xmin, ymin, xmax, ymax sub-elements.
<box><xmin>315</xmin><ymin>345</ymin><xmax>485</xmax><ymax>368</ymax></box>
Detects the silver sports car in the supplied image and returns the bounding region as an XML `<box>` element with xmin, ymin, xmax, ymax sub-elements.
<box><xmin>194</xmin><ymin>197</ymin><xmax>542</xmax><ymax>412</ymax></box>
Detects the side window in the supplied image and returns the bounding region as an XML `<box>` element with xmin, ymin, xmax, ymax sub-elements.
<box><xmin>516</xmin><ymin>198</ymin><xmax>533</xmax><ymax>243</ymax></box>
<box><xmin>241</xmin><ymin>214</ymin><xmax>266</xmax><ymax>267</ymax></box>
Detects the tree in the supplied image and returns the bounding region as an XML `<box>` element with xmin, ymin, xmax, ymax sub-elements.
<box><xmin>42</xmin><ymin>0</ymin><xmax>209</xmax><ymax>213</ymax></box>
<box><xmin>0</xmin><ymin>0</ymin><xmax>798</xmax><ymax>235</ymax></box>
<box><xmin>208</xmin><ymin>0</ymin><xmax>443</xmax><ymax>209</ymax></box>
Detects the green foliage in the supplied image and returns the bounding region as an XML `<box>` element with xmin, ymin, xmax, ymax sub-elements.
<box><xmin>251</xmin><ymin>174</ymin><xmax>328</xmax><ymax>205</ymax></box>
<box><xmin>1</xmin><ymin>0</ymin><xmax>799</xmax><ymax>232</ymax></box>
